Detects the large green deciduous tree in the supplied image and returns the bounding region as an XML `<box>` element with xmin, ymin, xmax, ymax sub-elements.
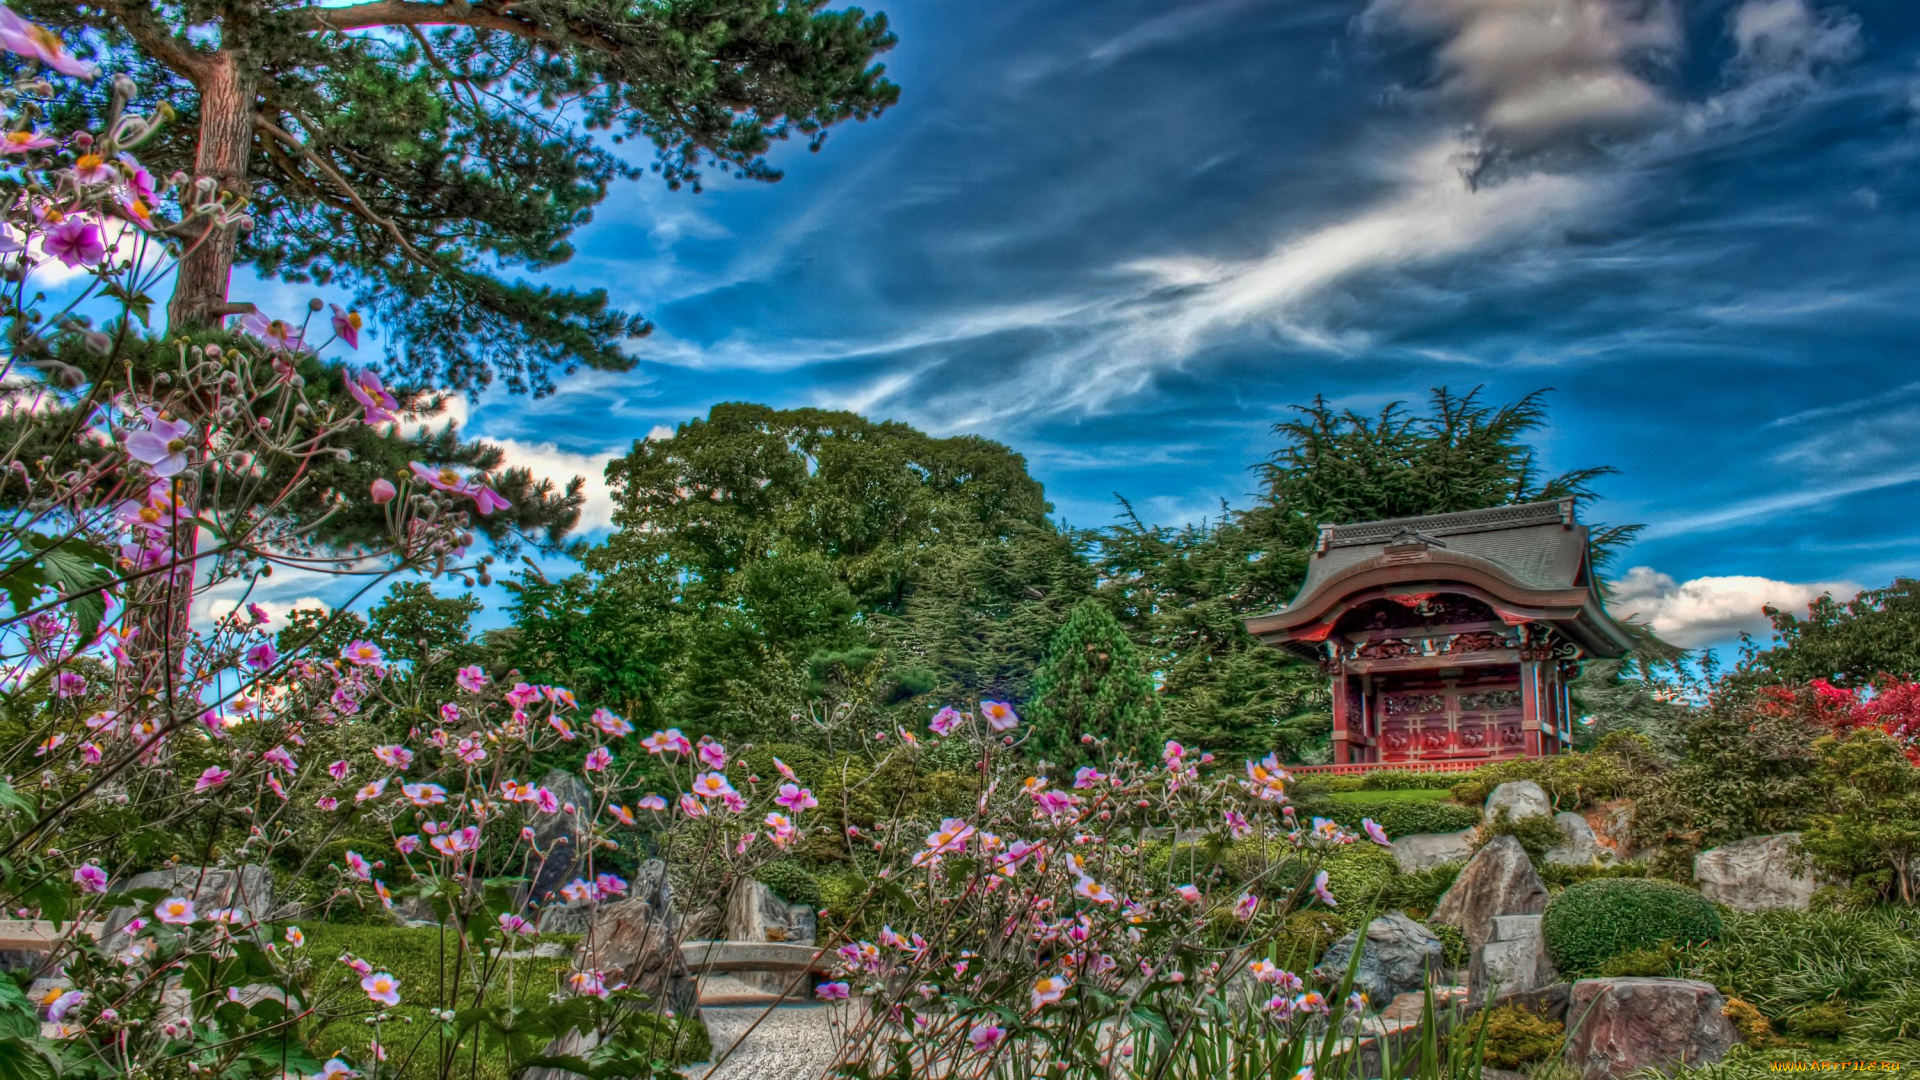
<box><xmin>35</xmin><ymin>0</ymin><xmax>898</xmax><ymax>393</ymax></box>
<box><xmin>1025</xmin><ymin>598</ymin><xmax>1160</xmax><ymax>767</ymax></box>
<box><xmin>584</xmin><ymin>403</ymin><xmax>1082</xmax><ymax>736</ymax></box>
<box><xmin>1739</xmin><ymin>578</ymin><xmax>1920</xmax><ymax>689</ymax></box>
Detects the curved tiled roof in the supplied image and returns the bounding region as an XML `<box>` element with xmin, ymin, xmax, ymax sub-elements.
<box><xmin>1245</xmin><ymin>497</ymin><xmax>1633</xmax><ymax>658</ymax></box>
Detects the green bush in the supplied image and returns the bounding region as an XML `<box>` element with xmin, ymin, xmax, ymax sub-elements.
<box><xmin>1541</xmin><ymin>878</ymin><xmax>1722</xmax><ymax>974</ymax></box>
<box><xmin>299</xmin><ymin>923</ymin><xmax>708</xmax><ymax>1079</ymax></box>
<box><xmin>1478</xmin><ymin>1003</ymin><xmax>1564</xmax><ymax>1069</ymax></box>
<box><xmin>1598</xmin><ymin>940</ymin><xmax>1679</xmax><ymax>978</ymax></box>
<box><xmin>1787</xmin><ymin>1002</ymin><xmax>1851</xmax><ymax>1040</ymax></box>
<box><xmin>755</xmin><ymin>860</ymin><xmax>823</xmax><ymax>907</ymax></box>
<box><xmin>1477</xmin><ymin>806</ymin><xmax>1570</xmax><ymax>859</ymax></box>
<box><xmin>1316</xmin><ymin>844</ymin><xmax>1399</xmax><ymax>911</ymax></box>
<box><xmin>1537</xmin><ymin>861</ymin><xmax>1649</xmax><ymax>893</ymax></box>
<box><xmin>1320</xmin><ymin>797</ymin><xmax>1479</xmax><ymax>838</ymax></box>
<box><xmin>1378</xmin><ymin>863</ymin><xmax>1463</xmax><ymax>918</ymax></box>
<box><xmin>1273</xmin><ymin>909</ymin><xmax>1347</xmax><ymax>969</ymax></box>
<box><xmin>1451</xmin><ymin>743</ymin><xmax>1646</xmax><ymax>810</ymax></box>
<box><xmin>1426</xmin><ymin>921</ymin><xmax>1469</xmax><ymax>968</ymax></box>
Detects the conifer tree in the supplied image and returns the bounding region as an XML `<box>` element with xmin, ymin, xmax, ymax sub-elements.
<box><xmin>1026</xmin><ymin>598</ymin><xmax>1161</xmax><ymax>767</ymax></box>
<box><xmin>27</xmin><ymin>0</ymin><xmax>899</xmax><ymax>394</ymax></box>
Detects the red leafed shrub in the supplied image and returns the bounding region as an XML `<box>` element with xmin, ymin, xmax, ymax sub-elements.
<box><xmin>1762</xmin><ymin>679</ymin><xmax>1920</xmax><ymax>767</ymax></box>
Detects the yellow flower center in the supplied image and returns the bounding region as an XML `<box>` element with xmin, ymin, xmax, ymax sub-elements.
<box><xmin>74</xmin><ymin>153</ymin><xmax>102</xmax><ymax>170</ymax></box>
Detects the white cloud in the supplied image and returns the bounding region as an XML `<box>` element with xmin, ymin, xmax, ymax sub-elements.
<box><xmin>1608</xmin><ymin>565</ymin><xmax>1860</xmax><ymax>647</ymax></box>
<box><xmin>646</xmin><ymin>424</ymin><xmax>675</xmax><ymax>441</ymax></box>
<box><xmin>1690</xmin><ymin>0</ymin><xmax>1861</xmax><ymax>127</ymax></box>
<box><xmin>1639</xmin><ymin>464</ymin><xmax>1920</xmax><ymax>539</ymax></box>
<box><xmin>491</xmin><ymin>439</ymin><xmax>622</xmax><ymax>532</ymax></box>
<box><xmin>1362</xmin><ymin>0</ymin><xmax>1681</xmax><ymax>170</ymax></box>
<box><xmin>193</xmin><ymin>569</ymin><xmax>334</xmax><ymax>632</ymax></box>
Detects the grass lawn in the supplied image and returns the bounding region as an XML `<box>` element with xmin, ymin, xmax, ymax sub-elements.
<box><xmin>295</xmin><ymin>922</ymin><xmax>709</xmax><ymax>1079</ymax></box>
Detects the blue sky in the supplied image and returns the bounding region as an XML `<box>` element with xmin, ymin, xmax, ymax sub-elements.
<box><xmin>246</xmin><ymin>0</ymin><xmax>1920</xmax><ymax>651</ymax></box>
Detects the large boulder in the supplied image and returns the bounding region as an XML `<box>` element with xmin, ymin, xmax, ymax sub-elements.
<box><xmin>1314</xmin><ymin>912</ymin><xmax>1445</xmax><ymax>1005</ymax></box>
<box><xmin>521</xmin><ymin>862</ymin><xmax>698</xmax><ymax>1080</ymax></box>
<box><xmin>725</xmin><ymin>879</ymin><xmax>818</xmax><ymax>998</ymax></box>
<box><xmin>1564</xmin><ymin>978</ymin><xmax>1737</xmax><ymax>1079</ymax></box>
<box><xmin>1544</xmin><ymin>812</ymin><xmax>1612</xmax><ymax>867</ymax></box>
<box><xmin>1470</xmin><ymin>914</ymin><xmax>1557</xmax><ymax>998</ymax></box>
<box><xmin>1392</xmin><ymin>830</ymin><xmax>1475</xmax><ymax>873</ymax></box>
<box><xmin>1693</xmin><ymin>834</ymin><xmax>1817</xmax><ymax>912</ymax></box>
<box><xmin>527</xmin><ymin>769</ymin><xmax>595</xmax><ymax>912</ymax></box>
<box><xmin>724</xmin><ymin>879</ymin><xmax>816</xmax><ymax>946</ymax></box>
<box><xmin>571</xmin><ymin>860</ymin><xmax>697</xmax><ymax>1017</ymax></box>
<box><xmin>1431</xmin><ymin>835</ymin><xmax>1549</xmax><ymax>948</ymax></box>
<box><xmin>104</xmin><ymin>865</ymin><xmax>275</xmax><ymax>938</ymax></box>
<box><xmin>1484</xmin><ymin>781</ymin><xmax>1552</xmax><ymax>823</ymax></box>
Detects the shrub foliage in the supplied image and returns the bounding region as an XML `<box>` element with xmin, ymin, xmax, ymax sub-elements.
<box><xmin>1541</xmin><ymin>878</ymin><xmax>1722</xmax><ymax>974</ymax></box>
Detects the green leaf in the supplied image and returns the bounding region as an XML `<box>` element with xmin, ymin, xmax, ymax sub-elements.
<box><xmin>0</xmin><ymin>980</ymin><xmax>36</xmax><ymax>1041</ymax></box>
<box><xmin>0</xmin><ymin>1036</ymin><xmax>58</xmax><ymax>1080</ymax></box>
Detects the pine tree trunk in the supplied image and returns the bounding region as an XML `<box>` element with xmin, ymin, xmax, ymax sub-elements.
<box><xmin>167</xmin><ymin>52</ymin><xmax>258</xmax><ymax>332</ymax></box>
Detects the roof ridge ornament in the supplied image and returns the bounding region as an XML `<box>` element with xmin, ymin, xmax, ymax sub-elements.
<box><xmin>1383</xmin><ymin>526</ymin><xmax>1446</xmax><ymax>551</ymax></box>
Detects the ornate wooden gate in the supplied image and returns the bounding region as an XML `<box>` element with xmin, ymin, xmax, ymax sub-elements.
<box><xmin>1377</xmin><ymin>682</ymin><xmax>1522</xmax><ymax>762</ymax></box>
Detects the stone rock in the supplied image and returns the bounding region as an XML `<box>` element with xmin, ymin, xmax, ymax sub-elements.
<box><xmin>1544</xmin><ymin>812</ymin><xmax>1613</xmax><ymax>867</ymax></box>
<box><xmin>1378</xmin><ymin>985</ymin><xmax>1469</xmax><ymax>1023</ymax></box>
<box><xmin>1314</xmin><ymin>913</ymin><xmax>1445</xmax><ymax>1005</ymax></box>
<box><xmin>391</xmin><ymin>895</ymin><xmax>438</xmax><ymax>925</ymax></box>
<box><xmin>1392</xmin><ymin>830</ymin><xmax>1475</xmax><ymax>873</ymax></box>
<box><xmin>1564</xmin><ymin>978</ymin><xmax>1737</xmax><ymax>1080</ymax></box>
<box><xmin>1595</xmin><ymin>800</ymin><xmax>1636</xmax><ymax>860</ymax></box>
<box><xmin>725</xmin><ymin>879</ymin><xmax>817</xmax><ymax>946</ymax></box>
<box><xmin>521</xmin><ymin>863</ymin><xmax>703</xmax><ymax>1080</ymax></box>
<box><xmin>1694</xmin><ymin>834</ymin><xmax>1817</xmax><ymax>912</ymax></box>
<box><xmin>525</xmin><ymin>769</ymin><xmax>594</xmax><ymax>909</ymax></box>
<box><xmin>1431</xmin><ymin>835</ymin><xmax>1549</xmax><ymax>949</ymax></box>
<box><xmin>104</xmin><ymin>865</ymin><xmax>274</xmax><ymax>937</ymax></box>
<box><xmin>571</xmin><ymin>860</ymin><xmax>697</xmax><ymax>1017</ymax></box>
<box><xmin>1484</xmin><ymin>781</ymin><xmax>1552</xmax><ymax>823</ymax></box>
<box><xmin>724</xmin><ymin>879</ymin><xmax>819</xmax><ymax>999</ymax></box>
<box><xmin>1470</xmin><ymin>914</ymin><xmax>1557</xmax><ymax>998</ymax></box>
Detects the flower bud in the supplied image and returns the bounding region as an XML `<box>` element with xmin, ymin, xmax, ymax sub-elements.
<box><xmin>371</xmin><ymin>478</ymin><xmax>396</xmax><ymax>504</ymax></box>
<box><xmin>308</xmin><ymin>297</ymin><xmax>324</xmax><ymax>311</ymax></box>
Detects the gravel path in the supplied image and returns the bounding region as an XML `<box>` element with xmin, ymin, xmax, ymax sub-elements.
<box><xmin>681</xmin><ymin>1003</ymin><xmax>841</xmax><ymax>1080</ymax></box>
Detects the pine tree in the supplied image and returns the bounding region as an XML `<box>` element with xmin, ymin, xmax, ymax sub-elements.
<box><xmin>1026</xmin><ymin>599</ymin><xmax>1162</xmax><ymax>767</ymax></box>
<box><xmin>27</xmin><ymin>0</ymin><xmax>899</xmax><ymax>394</ymax></box>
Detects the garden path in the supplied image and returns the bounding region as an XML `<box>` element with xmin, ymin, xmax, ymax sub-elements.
<box><xmin>681</xmin><ymin>994</ymin><xmax>840</xmax><ymax>1080</ymax></box>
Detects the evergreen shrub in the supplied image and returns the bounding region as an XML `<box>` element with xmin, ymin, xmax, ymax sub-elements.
<box><xmin>1541</xmin><ymin>878</ymin><xmax>1721</xmax><ymax>974</ymax></box>
<box><xmin>1322</xmin><ymin>797</ymin><xmax>1479</xmax><ymax>838</ymax></box>
<box><xmin>756</xmin><ymin>860</ymin><xmax>823</xmax><ymax>907</ymax></box>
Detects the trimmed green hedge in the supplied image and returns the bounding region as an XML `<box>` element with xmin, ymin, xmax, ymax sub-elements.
<box><xmin>1361</xmin><ymin>771</ymin><xmax>1467</xmax><ymax>791</ymax></box>
<box><xmin>1541</xmin><ymin>878</ymin><xmax>1722</xmax><ymax>974</ymax></box>
<box><xmin>1321</xmin><ymin>796</ymin><xmax>1480</xmax><ymax>838</ymax></box>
